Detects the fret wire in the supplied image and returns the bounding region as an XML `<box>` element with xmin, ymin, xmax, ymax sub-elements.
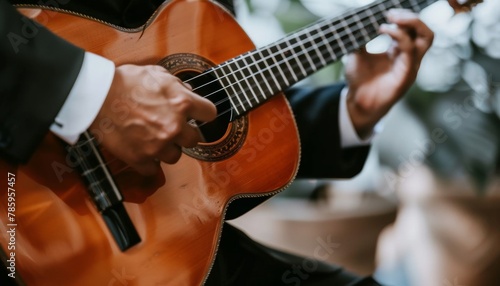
<box><xmin>192</xmin><ymin>6</ymin><xmax>348</xmax><ymax>92</ymax></box>
<box><xmin>308</xmin><ymin>29</ymin><xmax>328</xmax><ymax>67</ymax></box>
<box><xmin>227</xmin><ymin>26</ymin><xmax>378</xmax><ymax>115</ymax></box>
<box><xmin>365</xmin><ymin>7</ymin><xmax>381</xmax><ymax>33</ymax></box>
<box><xmin>224</xmin><ymin>60</ymin><xmax>254</xmax><ymax>110</ymax></box>
<box><xmin>220</xmin><ymin>62</ymin><xmax>247</xmax><ymax>112</ymax></box>
<box><xmin>224</xmin><ymin>2</ymin><xmax>391</xmax><ymax>95</ymax></box>
<box><xmin>307</xmin><ymin>31</ymin><xmax>328</xmax><ymax>66</ymax></box>
<box><xmin>296</xmin><ymin>32</ymin><xmax>318</xmax><ymax>72</ymax></box>
<box><xmin>211</xmin><ymin>67</ymin><xmax>243</xmax><ymax>115</ymax></box>
<box><xmin>409</xmin><ymin>0</ymin><xmax>422</xmax><ymax>12</ymax></box>
<box><xmin>266</xmin><ymin>46</ymin><xmax>291</xmax><ymax>87</ymax></box>
<box><xmin>328</xmin><ymin>20</ymin><xmax>348</xmax><ymax>55</ymax></box>
<box><xmin>315</xmin><ymin>24</ymin><xmax>337</xmax><ymax>63</ymax></box>
<box><xmin>239</xmin><ymin>54</ymin><xmax>267</xmax><ymax>102</ymax></box>
<box><xmin>248</xmin><ymin>52</ymin><xmax>274</xmax><ymax>98</ymax></box>
<box><xmin>232</xmin><ymin>56</ymin><xmax>261</xmax><ymax>104</ymax></box>
<box><xmin>259</xmin><ymin>49</ymin><xmax>284</xmax><ymax>91</ymax></box>
<box><xmin>254</xmin><ymin>51</ymin><xmax>281</xmax><ymax>94</ymax></box>
<box><xmin>276</xmin><ymin>41</ymin><xmax>301</xmax><ymax>83</ymax></box>
<box><xmin>270</xmin><ymin>43</ymin><xmax>294</xmax><ymax>82</ymax></box>
<box><xmin>390</xmin><ymin>0</ymin><xmax>403</xmax><ymax>9</ymax></box>
<box><xmin>209</xmin><ymin>5</ymin><xmax>394</xmax><ymax>112</ymax></box>
<box><xmin>229</xmin><ymin>22</ymin><xmax>376</xmax><ymax>113</ymax></box>
<box><xmin>205</xmin><ymin>0</ymin><xmax>433</xmax><ymax>114</ymax></box>
<box><xmin>341</xmin><ymin>17</ymin><xmax>360</xmax><ymax>50</ymax></box>
<box><xmin>192</xmin><ymin>0</ymin><xmax>427</xmax><ymax>93</ymax></box>
<box><xmin>284</xmin><ymin>37</ymin><xmax>307</xmax><ymax>78</ymax></box>
<box><xmin>196</xmin><ymin>0</ymin><xmax>387</xmax><ymax>94</ymax></box>
<box><xmin>353</xmin><ymin>13</ymin><xmax>371</xmax><ymax>43</ymax></box>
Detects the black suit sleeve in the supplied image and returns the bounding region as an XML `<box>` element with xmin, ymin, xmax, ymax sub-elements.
<box><xmin>286</xmin><ymin>84</ymin><xmax>370</xmax><ymax>179</ymax></box>
<box><xmin>0</xmin><ymin>0</ymin><xmax>84</xmax><ymax>163</ymax></box>
<box><xmin>226</xmin><ymin>84</ymin><xmax>370</xmax><ymax>219</ymax></box>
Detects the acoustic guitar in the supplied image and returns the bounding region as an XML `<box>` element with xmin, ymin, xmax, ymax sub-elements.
<box><xmin>0</xmin><ymin>0</ymin><xmax>481</xmax><ymax>285</ymax></box>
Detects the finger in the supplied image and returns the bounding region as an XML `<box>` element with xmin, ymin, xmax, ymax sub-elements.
<box><xmin>182</xmin><ymin>81</ymin><xmax>193</xmax><ymax>90</ymax></box>
<box><xmin>385</xmin><ymin>9</ymin><xmax>420</xmax><ymax>27</ymax></box>
<box><xmin>353</xmin><ymin>46</ymin><xmax>369</xmax><ymax>57</ymax></box>
<box><xmin>379</xmin><ymin>23</ymin><xmax>415</xmax><ymax>56</ymax></box>
<box><xmin>385</xmin><ymin>9</ymin><xmax>434</xmax><ymax>59</ymax></box>
<box><xmin>185</xmin><ymin>91</ymin><xmax>218</xmax><ymax>123</ymax></box>
<box><xmin>351</xmin><ymin>46</ymin><xmax>388</xmax><ymax>62</ymax></box>
<box><xmin>412</xmin><ymin>23</ymin><xmax>434</xmax><ymax>60</ymax></box>
<box><xmin>174</xmin><ymin>122</ymin><xmax>203</xmax><ymax>148</ymax></box>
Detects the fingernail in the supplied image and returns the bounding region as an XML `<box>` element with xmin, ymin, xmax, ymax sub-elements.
<box><xmin>387</xmin><ymin>9</ymin><xmax>411</xmax><ymax>21</ymax></box>
<box><xmin>386</xmin><ymin>10</ymin><xmax>400</xmax><ymax>21</ymax></box>
<box><xmin>184</xmin><ymin>82</ymin><xmax>193</xmax><ymax>90</ymax></box>
<box><xmin>379</xmin><ymin>23</ymin><xmax>397</xmax><ymax>32</ymax></box>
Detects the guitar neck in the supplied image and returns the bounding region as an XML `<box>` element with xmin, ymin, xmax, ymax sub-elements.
<box><xmin>209</xmin><ymin>0</ymin><xmax>436</xmax><ymax>116</ymax></box>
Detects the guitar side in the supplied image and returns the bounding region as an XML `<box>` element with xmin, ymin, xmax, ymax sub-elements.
<box><xmin>0</xmin><ymin>1</ymin><xmax>300</xmax><ymax>285</ymax></box>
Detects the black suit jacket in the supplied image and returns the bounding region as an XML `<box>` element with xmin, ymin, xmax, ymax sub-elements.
<box><xmin>1</xmin><ymin>0</ymin><xmax>369</xmax><ymax>180</ymax></box>
<box><xmin>0</xmin><ymin>0</ymin><xmax>83</xmax><ymax>163</ymax></box>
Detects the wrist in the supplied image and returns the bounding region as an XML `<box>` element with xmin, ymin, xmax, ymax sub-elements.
<box><xmin>51</xmin><ymin>52</ymin><xmax>115</xmax><ymax>144</ymax></box>
<box><xmin>346</xmin><ymin>91</ymin><xmax>385</xmax><ymax>139</ymax></box>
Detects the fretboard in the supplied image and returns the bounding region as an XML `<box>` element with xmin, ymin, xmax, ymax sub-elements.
<box><xmin>210</xmin><ymin>0</ymin><xmax>436</xmax><ymax>116</ymax></box>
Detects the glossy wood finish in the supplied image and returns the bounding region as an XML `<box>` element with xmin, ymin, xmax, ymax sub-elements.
<box><xmin>0</xmin><ymin>1</ymin><xmax>300</xmax><ymax>285</ymax></box>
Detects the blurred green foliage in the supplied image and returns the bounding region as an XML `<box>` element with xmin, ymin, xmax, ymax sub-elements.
<box><xmin>241</xmin><ymin>0</ymin><xmax>500</xmax><ymax>194</ymax></box>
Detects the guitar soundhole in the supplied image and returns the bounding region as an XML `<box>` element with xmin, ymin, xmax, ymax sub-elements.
<box><xmin>177</xmin><ymin>71</ymin><xmax>231</xmax><ymax>143</ymax></box>
<box><xmin>157</xmin><ymin>53</ymin><xmax>248</xmax><ymax>161</ymax></box>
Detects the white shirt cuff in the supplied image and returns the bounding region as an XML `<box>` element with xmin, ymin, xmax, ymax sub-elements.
<box><xmin>339</xmin><ymin>87</ymin><xmax>382</xmax><ymax>148</ymax></box>
<box><xmin>50</xmin><ymin>52</ymin><xmax>115</xmax><ymax>144</ymax></box>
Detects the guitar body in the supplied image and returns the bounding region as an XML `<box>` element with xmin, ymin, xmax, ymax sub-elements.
<box><xmin>0</xmin><ymin>1</ymin><xmax>300</xmax><ymax>285</ymax></box>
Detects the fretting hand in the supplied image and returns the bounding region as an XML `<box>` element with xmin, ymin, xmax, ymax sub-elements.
<box><xmin>345</xmin><ymin>9</ymin><xmax>434</xmax><ymax>138</ymax></box>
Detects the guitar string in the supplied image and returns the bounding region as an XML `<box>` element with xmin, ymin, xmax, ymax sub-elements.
<box><xmin>187</xmin><ymin>0</ymin><xmax>428</xmax><ymax>120</ymax></box>
<box><xmin>184</xmin><ymin>0</ymin><xmax>388</xmax><ymax>90</ymax></box>
<box><xmin>193</xmin><ymin>0</ymin><xmax>437</xmax><ymax>127</ymax></box>
<box><xmin>78</xmin><ymin>0</ymin><xmax>441</xmax><ymax>173</ymax></box>
<box><xmin>195</xmin><ymin>10</ymin><xmax>388</xmax><ymax>114</ymax></box>
<box><xmin>189</xmin><ymin>1</ymin><xmax>413</xmax><ymax>125</ymax></box>
<box><xmin>221</xmin><ymin>0</ymin><xmax>437</xmax><ymax>117</ymax></box>
<box><xmin>185</xmin><ymin>0</ymin><xmax>389</xmax><ymax>86</ymax></box>
<box><xmin>82</xmin><ymin>0</ymin><xmax>473</xmax><ymax>174</ymax></box>
<box><xmin>190</xmin><ymin>11</ymin><xmax>392</xmax><ymax>128</ymax></box>
<box><xmin>209</xmin><ymin>0</ymin><xmax>428</xmax><ymax>98</ymax></box>
<box><xmin>192</xmin><ymin>4</ymin><xmax>423</xmax><ymax>127</ymax></box>
<box><xmin>82</xmin><ymin>7</ymin><xmax>384</xmax><ymax>171</ymax></box>
<box><xmin>184</xmin><ymin>0</ymin><xmax>422</xmax><ymax>94</ymax></box>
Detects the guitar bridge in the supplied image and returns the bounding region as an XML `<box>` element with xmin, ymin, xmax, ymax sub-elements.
<box><xmin>67</xmin><ymin>132</ymin><xmax>141</xmax><ymax>251</ymax></box>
